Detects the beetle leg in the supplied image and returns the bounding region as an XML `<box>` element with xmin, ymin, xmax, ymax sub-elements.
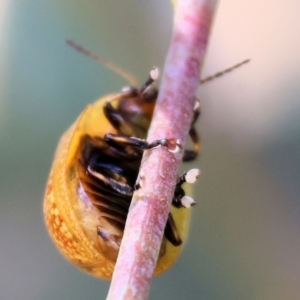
<box><xmin>172</xmin><ymin>168</ymin><xmax>200</xmax><ymax>208</ymax></box>
<box><xmin>105</xmin><ymin>133</ymin><xmax>182</xmax><ymax>154</ymax></box>
<box><xmin>164</xmin><ymin>213</ymin><xmax>182</xmax><ymax>246</ymax></box>
<box><xmin>183</xmin><ymin>99</ymin><xmax>201</xmax><ymax>162</ymax></box>
<box><xmin>103</xmin><ymin>101</ymin><xmax>135</xmax><ymax>134</ymax></box>
<box><xmin>138</xmin><ymin>67</ymin><xmax>159</xmax><ymax>94</ymax></box>
<box><xmin>87</xmin><ymin>165</ymin><xmax>134</xmax><ymax>196</ymax></box>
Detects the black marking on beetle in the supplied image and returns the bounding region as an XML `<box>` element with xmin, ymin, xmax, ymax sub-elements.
<box><xmin>75</xmin><ymin>76</ymin><xmax>200</xmax><ymax>261</ymax></box>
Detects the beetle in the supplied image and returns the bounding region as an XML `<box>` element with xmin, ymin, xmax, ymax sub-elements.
<box><xmin>44</xmin><ymin>41</ymin><xmax>249</xmax><ymax>279</ymax></box>
<box><xmin>43</xmin><ymin>45</ymin><xmax>201</xmax><ymax>279</ymax></box>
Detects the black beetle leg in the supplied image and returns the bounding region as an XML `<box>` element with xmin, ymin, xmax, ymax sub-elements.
<box><xmin>164</xmin><ymin>213</ymin><xmax>182</xmax><ymax>246</ymax></box>
<box><xmin>183</xmin><ymin>99</ymin><xmax>201</xmax><ymax>162</ymax></box>
<box><xmin>87</xmin><ymin>165</ymin><xmax>134</xmax><ymax>196</ymax></box>
<box><xmin>103</xmin><ymin>101</ymin><xmax>134</xmax><ymax>133</ymax></box>
<box><xmin>172</xmin><ymin>168</ymin><xmax>200</xmax><ymax>208</ymax></box>
<box><xmin>138</xmin><ymin>67</ymin><xmax>159</xmax><ymax>94</ymax></box>
<box><xmin>105</xmin><ymin>133</ymin><xmax>183</xmax><ymax>154</ymax></box>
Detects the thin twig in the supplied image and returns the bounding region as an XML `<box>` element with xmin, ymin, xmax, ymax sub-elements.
<box><xmin>106</xmin><ymin>1</ymin><xmax>217</xmax><ymax>299</ymax></box>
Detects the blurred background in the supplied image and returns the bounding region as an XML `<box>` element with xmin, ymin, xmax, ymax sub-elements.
<box><xmin>1</xmin><ymin>0</ymin><xmax>300</xmax><ymax>299</ymax></box>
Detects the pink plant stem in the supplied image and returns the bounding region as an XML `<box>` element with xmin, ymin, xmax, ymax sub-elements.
<box><xmin>106</xmin><ymin>1</ymin><xmax>217</xmax><ymax>299</ymax></box>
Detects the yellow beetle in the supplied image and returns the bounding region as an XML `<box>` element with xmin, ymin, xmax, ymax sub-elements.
<box><xmin>43</xmin><ymin>41</ymin><xmax>201</xmax><ymax>279</ymax></box>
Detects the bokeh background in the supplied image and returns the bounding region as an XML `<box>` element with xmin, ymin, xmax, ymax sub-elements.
<box><xmin>1</xmin><ymin>1</ymin><xmax>300</xmax><ymax>299</ymax></box>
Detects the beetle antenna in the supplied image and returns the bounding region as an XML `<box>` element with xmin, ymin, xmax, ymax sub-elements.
<box><xmin>200</xmin><ymin>59</ymin><xmax>250</xmax><ymax>84</ymax></box>
<box><xmin>66</xmin><ymin>40</ymin><xmax>138</xmax><ymax>87</ymax></box>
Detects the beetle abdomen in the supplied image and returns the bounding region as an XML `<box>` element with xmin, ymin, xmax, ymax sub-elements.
<box><xmin>76</xmin><ymin>134</ymin><xmax>142</xmax><ymax>261</ymax></box>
